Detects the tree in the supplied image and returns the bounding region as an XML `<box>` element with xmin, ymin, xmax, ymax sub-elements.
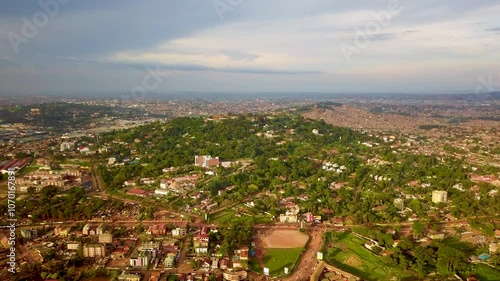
<box><xmin>412</xmin><ymin>221</ymin><xmax>425</xmax><ymax>240</ymax></box>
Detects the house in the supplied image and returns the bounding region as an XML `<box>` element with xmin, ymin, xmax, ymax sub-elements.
<box><xmin>194</xmin><ymin>234</ymin><xmax>209</xmax><ymax>254</ymax></box>
<box><xmin>160</xmin><ymin>179</ymin><xmax>172</xmax><ymax>189</ymax></box>
<box><xmin>149</xmin><ymin>272</ymin><xmax>160</xmax><ymax>281</ymax></box>
<box><xmin>191</xmin><ymin>192</ymin><xmax>202</xmax><ymax>199</ymax></box>
<box><xmin>201</xmin><ymin>258</ymin><xmax>211</xmax><ymax>270</ymax></box>
<box><xmin>78</xmin><ymin>146</ymin><xmax>89</xmax><ymax>153</ymax></box>
<box><xmin>82</xmin><ymin>224</ymin><xmax>91</xmax><ymax>235</ymax></box>
<box><xmin>426</xmin><ymin>231</ymin><xmax>445</xmax><ymax>240</ymax></box>
<box><xmin>154</xmin><ymin>189</ymin><xmax>169</xmax><ymax>196</ymax></box>
<box><xmin>112</xmin><ymin>247</ymin><xmax>129</xmax><ymax>259</ymax></box>
<box><xmin>236</xmin><ymin>246</ymin><xmax>249</xmax><ymax>260</ymax></box>
<box><xmin>164</xmin><ymin>253</ymin><xmax>176</xmax><ymax>268</ymax></box>
<box><xmin>172</xmin><ymin>228</ymin><xmax>186</xmax><ymax>237</ymax></box>
<box><xmin>279</xmin><ymin>214</ymin><xmax>298</xmax><ymax>223</ymax></box>
<box><xmin>96</xmin><ymin>223</ymin><xmax>107</xmax><ymax>235</ymax></box>
<box><xmin>331</xmin><ymin>217</ymin><xmax>344</xmax><ymax>227</ymax></box>
<box><xmin>489</xmin><ymin>242</ymin><xmax>499</xmax><ymax>254</ymax></box>
<box><xmin>219</xmin><ymin>259</ymin><xmax>229</xmax><ymax>270</ymax></box>
<box><xmin>123</xmin><ymin>180</ymin><xmax>136</xmax><ymax>187</ymax></box>
<box><xmin>130</xmin><ymin>251</ymin><xmax>150</xmax><ymax>267</ymax></box>
<box><xmin>211</xmin><ymin>258</ymin><xmax>219</xmax><ymax>270</ymax></box>
<box><xmin>364</xmin><ymin>241</ymin><xmax>378</xmax><ymax>251</ymax></box>
<box><xmin>147</xmin><ymin>224</ymin><xmax>167</xmax><ymax>236</ymax></box>
<box><xmin>140</xmin><ymin>178</ymin><xmax>156</xmax><ymax>185</ymax></box>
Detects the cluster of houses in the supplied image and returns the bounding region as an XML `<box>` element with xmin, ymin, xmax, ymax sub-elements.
<box><xmin>14</xmin><ymin>166</ymin><xmax>88</xmax><ymax>192</ymax></box>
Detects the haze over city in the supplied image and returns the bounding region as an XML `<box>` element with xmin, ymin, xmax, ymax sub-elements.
<box><xmin>0</xmin><ymin>2</ymin><xmax>499</xmax><ymax>281</ymax></box>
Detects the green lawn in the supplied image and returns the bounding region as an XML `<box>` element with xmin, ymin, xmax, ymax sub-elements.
<box><xmin>262</xmin><ymin>248</ymin><xmax>303</xmax><ymax>277</ymax></box>
<box><xmin>325</xmin><ymin>233</ymin><xmax>411</xmax><ymax>281</ymax></box>
<box><xmin>474</xmin><ymin>264</ymin><xmax>500</xmax><ymax>281</ymax></box>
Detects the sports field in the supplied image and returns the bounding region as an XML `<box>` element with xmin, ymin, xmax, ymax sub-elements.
<box><xmin>251</xmin><ymin>230</ymin><xmax>308</xmax><ymax>277</ymax></box>
<box><xmin>263</xmin><ymin>248</ymin><xmax>303</xmax><ymax>276</ymax></box>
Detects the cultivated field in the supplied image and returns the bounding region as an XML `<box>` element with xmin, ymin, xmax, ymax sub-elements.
<box><xmin>325</xmin><ymin>233</ymin><xmax>410</xmax><ymax>281</ymax></box>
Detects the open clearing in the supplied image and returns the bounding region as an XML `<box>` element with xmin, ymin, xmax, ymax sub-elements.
<box><xmin>260</xmin><ymin>230</ymin><xmax>308</xmax><ymax>248</ymax></box>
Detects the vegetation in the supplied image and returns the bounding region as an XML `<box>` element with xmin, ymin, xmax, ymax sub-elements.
<box><xmin>0</xmin><ymin>186</ymin><xmax>125</xmax><ymax>223</ymax></box>
<box><xmin>323</xmin><ymin>232</ymin><xmax>411</xmax><ymax>280</ymax></box>
<box><xmin>262</xmin><ymin>248</ymin><xmax>303</xmax><ymax>277</ymax></box>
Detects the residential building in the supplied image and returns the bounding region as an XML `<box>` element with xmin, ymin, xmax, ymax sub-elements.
<box><xmin>60</xmin><ymin>141</ymin><xmax>74</xmax><ymax>152</ymax></box>
<box><xmin>394</xmin><ymin>198</ymin><xmax>404</xmax><ymax>210</ymax></box>
<box><xmin>20</xmin><ymin>229</ymin><xmax>37</xmax><ymax>240</ymax></box>
<box><xmin>99</xmin><ymin>232</ymin><xmax>113</xmax><ymax>244</ymax></box>
<box><xmin>67</xmin><ymin>242</ymin><xmax>81</xmax><ymax>251</ymax></box>
<box><xmin>432</xmin><ymin>190</ymin><xmax>448</xmax><ymax>203</ymax></box>
<box><xmin>141</xmin><ymin>241</ymin><xmax>160</xmax><ymax>251</ymax></box>
<box><xmin>118</xmin><ymin>271</ymin><xmax>141</xmax><ymax>281</ymax></box>
<box><xmin>164</xmin><ymin>253</ymin><xmax>176</xmax><ymax>268</ymax></box>
<box><xmin>83</xmin><ymin>244</ymin><xmax>106</xmax><ymax>258</ymax></box>
<box><xmin>147</xmin><ymin>224</ymin><xmax>167</xmax><ymax>236</ymax></box>
<box><xmin>59</xmin><ymin>227</ymin><xmax>71</xmax><ymax>237</ymax></box>
<box><xmin>154</xmin><ymin>189</ymin><xmax>169</xmax><ymax>196</ymax></box>
<box><xmin>195</xmin><ymin>155</ymin><xmax>220</xmax><ymax>167</ymax></box>
<box><xmin>172</xmin><ymin>228</ymin><xmax>186</xmax><ymax>237</ymax></box>
<box><xmin>279</xmin><ymin>214</ymin><xmax>298</xmax><ymax>223</ymax></box>
<box><xmin>96</xmin><ymin>223</ymin><xmax>107</xmax><ymax>235</ymax></box>
<box><xmin>129</xmin><ymin>250</ymin><xmax>150</xmax><ymax>267</ymax></box>
<box><xmin>193</xmin><ymin>234</ymin><xmax>209</xmax><ymax>254</ymax></box>
<box><xmin>82</xmin><ymin>224</ymin><xmax>92</xmax><ymax>235</ymax></box>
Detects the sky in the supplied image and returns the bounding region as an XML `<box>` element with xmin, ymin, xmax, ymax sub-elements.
<box><xmin>0</xmin><ymin>0</ymin><xmax>499</xmax><ymax>96</ymax></box>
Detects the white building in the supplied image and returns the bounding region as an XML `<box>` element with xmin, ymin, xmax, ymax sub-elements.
<box><xmin>154</xmin><ymin>189</ymin><xmax>169</xmax><ymax>196</ymax></box>
<box><xmin>67</xmin><ymin>242</ymin><xmax>81</xmax><ymax>250</ymax></box>
<box><xmin>60</xmin><ymin>141</ymin><xmax>74</xmax><ymax>152</ymax></box>
<box><xmin>432</xmin><ymin>190</ymin><xmax>448</xmax><ymax>203</ymax></box>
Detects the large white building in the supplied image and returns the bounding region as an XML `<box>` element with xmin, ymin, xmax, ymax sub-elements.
<box><xmin>432</xmin><ymin>190</ymin><xmax>448</xmax><ymax>203</ymax></box>
<box><xmin>60</xmin><ymin>141</ymin><xmax>74</xmax><ymax>152</ymax></box>
<box><xmin>195</xmin><ymin>155</ymin><xmax>220</xmax><ymax>167</ymax></box>
<box><xmin>83</xmin><ymin>244</ymin><xmax>106</xmax><ymax>257</ymax></box>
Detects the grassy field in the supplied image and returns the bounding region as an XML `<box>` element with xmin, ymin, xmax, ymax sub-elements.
<box><xmin>262</xmin><ymin>248</ymin><xmax>303</xmax><ymax>277</ymax></box>
<box><xmin>474</xmin><ymin>264</ymin><xmax>500</xmax><ymax>281</ymax></box>
<box><xmin>325</xmin><ymin>232</ymin><xmax>411</xmax><ymax>281</ymax></box>
<box><xmin>210</xmin><ymin>207</ymin><xmax>273</xmax><ymax>224</ymax></box>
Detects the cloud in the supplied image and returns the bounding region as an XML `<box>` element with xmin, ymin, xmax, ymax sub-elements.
<box><xmin>1</xmin><ymin>1</ymin><xmax>500</xmax><ymax>94</ymax></box>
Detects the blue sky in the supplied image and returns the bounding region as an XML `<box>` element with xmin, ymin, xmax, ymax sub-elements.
<box><xmin>0</xmin><ymin>0</ymin><xmax>499</xmax><ymax>95</ymax></box>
